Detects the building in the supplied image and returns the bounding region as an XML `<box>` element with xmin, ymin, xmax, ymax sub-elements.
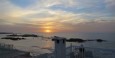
<box><xmin>0</xmin><ymin>43</ymin><xmax>32</xmax><ymax>58</ymax></box>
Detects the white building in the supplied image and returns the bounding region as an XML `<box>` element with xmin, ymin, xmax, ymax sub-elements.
<box><xmin>52</xmin><ymin>36</ymin><xmax>66</xmax><ymax>58</ymax></box>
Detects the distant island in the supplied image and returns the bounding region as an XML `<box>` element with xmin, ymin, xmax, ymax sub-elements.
<box><xmin>0</xmin><ymin>32</ymin><xmax>13</xmax><ymax>34</ymax></box>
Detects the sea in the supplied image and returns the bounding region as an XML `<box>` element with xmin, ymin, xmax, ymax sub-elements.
<box><xmin>0</xmin><ymin>32</ymin><xmax>115</xmax><ymax>54</ymax></box>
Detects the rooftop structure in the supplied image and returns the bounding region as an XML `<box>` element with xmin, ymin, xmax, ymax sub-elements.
<box><xmin>0</xmin><ymin>43</ymin><xmax>31</xmax><ymax>58</ymax></box>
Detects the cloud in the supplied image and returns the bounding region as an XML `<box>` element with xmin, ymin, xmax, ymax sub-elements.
<box><xmin>0</xmin><ymin>0</ymin><xmax>24</xmax><ymax>24</ymax></box>
<box><xmin>105</xmin><ymin>0</ymin><xmax>115</xmax><ymax>8</ymax></box>
<box><xmin>27</xmin><ymin>0</ymin><xmax>78</xmax><ymax>8</ymax></box>
<box><xmin>105</xmin><ymin>0</ymin><xmax>115</xmax><ymax>15</ymax></box>
<box><xmin>0</xmin><ymin>0</ymin><xmax>113</xmax><ymax>22</ymax></box>
<box><xmin>0</xmin><ymin>24</ymin><xmax>38</xmax><ymax>33</ymax></box>
<box><xmin>0</xmin><ymin>0</ymin><xmax>115</xmax><ymax>32</ymax></box>
<box><xmin>74</xmin><ymin>21</ymin><xmax>115</xmax><ymax>32</ymax></box>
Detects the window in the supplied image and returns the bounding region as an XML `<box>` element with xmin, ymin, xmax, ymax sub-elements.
<box><xmin>63</xmin><ymin>40</ymin><xmax>65</xmax><ymax>44</ymax></box>
<box><xmin>57</xmin><ymin>40</ymin><xmax>59</xmax><ymax>43</ymax></box>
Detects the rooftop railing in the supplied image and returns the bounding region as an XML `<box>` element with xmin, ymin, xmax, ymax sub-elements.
<box><xmin>66</xmin><ymin>45</ymin><xmax>115</xmax><ymax>58</ymax></box>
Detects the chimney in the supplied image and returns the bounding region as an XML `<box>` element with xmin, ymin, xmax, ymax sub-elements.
<box><xmin>52</xmin><ymin>36</ymin><xmax>66</xmax><ymax>58</ymax></box>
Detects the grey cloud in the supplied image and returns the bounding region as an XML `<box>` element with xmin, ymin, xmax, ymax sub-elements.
<box><xmin>0</xmin><ymin>24</ymin><xmax>39</xmax><ymax>33</ymax></box>
<box><xmin>105</xmin><ymin>0</ymin><xmax>115</xmax><ymax>15</ymax></box>
<box><xmin>72</xmin><ymin>21</ymin><xmax>115</xmax><ymax>32</ymax></box>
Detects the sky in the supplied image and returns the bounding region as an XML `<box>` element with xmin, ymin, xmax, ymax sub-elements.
<box><xmin>0</xmin><ymin>0</ymin><xmax>115</xmax><ymax>33</ymax></box>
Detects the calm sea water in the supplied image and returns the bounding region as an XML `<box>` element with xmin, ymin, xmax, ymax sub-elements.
<box><xmin>42</xmin><ymin>32</ymin><xmax>115</xmax><ymax>48</ymax></box>
<box><xmin>0</xmin><ymin>32</ymin><xmax>115</xmax><ymax>54</ymax></box>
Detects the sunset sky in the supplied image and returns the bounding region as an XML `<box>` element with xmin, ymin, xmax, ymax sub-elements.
<box><xmin>0</xmin><ymin>0</ymin><xmax>115</xmax><ymax>33</ymax></box>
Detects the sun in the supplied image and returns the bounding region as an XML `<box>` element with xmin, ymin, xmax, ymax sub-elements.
<box><xmin>45</xmin><ymin>29</ymin><xmax>51</xmax><ymax>33</ymax></box>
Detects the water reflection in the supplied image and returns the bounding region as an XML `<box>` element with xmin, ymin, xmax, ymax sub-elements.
<box><xmin>42</xmin><ymin>39</ymin><xmax>53</xmax><ymax>49</ymax></box>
